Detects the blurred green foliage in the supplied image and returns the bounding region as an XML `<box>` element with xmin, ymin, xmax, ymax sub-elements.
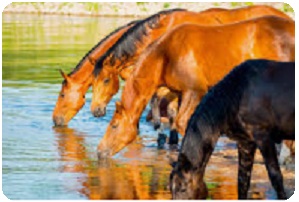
<box><xmin>282</xmin><ymin>3</ymin><xmax>294</xmax><ymax>12</ymax></box>
<box><xmin>163</xmin><ymin>2</ymin><xmax>171</xmax><ymax>9</ymax></box>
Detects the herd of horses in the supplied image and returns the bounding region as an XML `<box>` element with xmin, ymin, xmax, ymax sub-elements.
<box><xmin>52</xmin><ymin>5</ymin><xmax>295</xmax><ymax>199</ymax></box>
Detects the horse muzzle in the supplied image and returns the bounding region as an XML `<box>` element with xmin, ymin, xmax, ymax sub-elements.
<box><xmin>53</xmin><ymin>116</ymin><xmax>66</xmax><ymax>127</ymax></box>
<box><xmin>97</xmin><ymin>149</ymin><xmax>112</xmax><ymax>159</ymax></box>
<box><xmin>92</xmin><ymin>106</ymin><xmax>106</xmax><ymax>117</ymax></box>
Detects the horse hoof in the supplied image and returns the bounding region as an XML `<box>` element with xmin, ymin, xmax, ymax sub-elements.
<box><xmin>157</xmin><ymin>133</ymin><xmax>167</xmax><ymax>149</ymax></box>
<box><xmin>168</xmin><ymin>129</ymin><xmax>179</xmax><ymax>145</ymax></box>
<box><xmin>169</xmin><ymin>144</ymin><xmax>179</xmax><ymax>151</ymax></box>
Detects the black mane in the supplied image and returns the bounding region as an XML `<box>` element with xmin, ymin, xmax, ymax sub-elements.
<box><xmin>67</xmin><ymin>19</ymin><xmax>139</xmax><ymax>77</ymax></box>
<box><xmin>189</xmin><ymin>60</ymin><xmax>270</xmax><ymax>133</ymax></box>
<box><xmin>94</xmin><ymin>8</ymin><xmax>187</xmax><ymax>76</ymax></box>
<box><xmin>181</xmin><ymin>60</ymin><xmax>270</xmax><ymax>164</ymax></box>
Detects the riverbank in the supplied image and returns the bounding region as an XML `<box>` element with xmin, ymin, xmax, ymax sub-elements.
<box><xmin>3</xmin><ymin>2</ymin><xmax>295</xmax><ymax>18</ymax></box>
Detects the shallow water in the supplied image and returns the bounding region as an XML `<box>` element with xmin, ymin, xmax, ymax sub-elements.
<box><xmin>2</xmin><ymin>14</ymin><xmax>294</xmax><ymax>200</ymax></box>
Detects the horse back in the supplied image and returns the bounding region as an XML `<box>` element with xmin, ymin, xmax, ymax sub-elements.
<box><xmin>253</xmin><ymin>16</ymin><xmax>294</xmax><ymax>61</ymax></box>
<box><xmin>240</xmin><ymin>60</ymin><xmax>295</xmax><ymax>139</ymax></box>
<box><xmin>166</xmin><ymin>5</ymin><xmax>292</xmax><ymax>28</ymax></box>
<box><xmin>219</xmin><ymin>5</ymin><xmax>292</xmax><ymax>21</ymax></box>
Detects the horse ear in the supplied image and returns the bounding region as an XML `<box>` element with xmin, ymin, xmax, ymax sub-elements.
<box><xmin>88</xmin><ymin>56</ymin><xmax>96</xmax><ymax>66</ymax></box>
<box><xmin>59</xmin><ymin>69</ymin><xmax>71</xmax><ymax>83</ymax></box>
<box><xmin>115</xmin><ymin>101</ymin><xmax>123</xmax><ymax>114</ymax></box>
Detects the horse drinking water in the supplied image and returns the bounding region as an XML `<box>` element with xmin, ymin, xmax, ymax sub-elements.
<box><xmin>52</xmin><ymin>20</ymin><xmax>138</xmax><ymax>126</ymax></box>
<box><xmin>96</xmin><ymin>16</ymin><xmax>294</xmax><ymax>158</ymax></box>
<box><xmin>91</xmin><ymin>6</ymin><xmax>292</xmax><ymax>145</ymax></box>
<box><xmin>170</xmin><ymin>59</ymin><xmax>294</xmax><ymax>199</ymax></box>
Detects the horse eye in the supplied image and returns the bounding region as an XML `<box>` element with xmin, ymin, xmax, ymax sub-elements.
<box><xmin>60</xmin><ymin>93</ymin><xmax>65</xmax><ymax>98</ymax></box>
<box><xmin>83</xmin><ymin>95</ymin><xmax>85</xmax><ymax>98</ymax></box>
<box><xmin>104</xmin><ymin>78</ymin><xmax>110</xmax><ymax>84</ymax></box>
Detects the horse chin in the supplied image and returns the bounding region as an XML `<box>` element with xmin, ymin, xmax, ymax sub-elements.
<box><xmin>97</xmin><ymin>149</ymin><xmax>112</xmax><ymax>159</ymax></box>
<box><xmin>53</xmin><ymin>116</ymin><xmax>67</xmax><ymax>127</ymax></box>
<box><xmin>97</xmin><ymin>140</ymin><xmax>128</xmax><ymax>159</ymax></box>
<box><xmin>91</xmin><ymin>106</ymin><xmax>107</xmax><ymax>117</ymax></box>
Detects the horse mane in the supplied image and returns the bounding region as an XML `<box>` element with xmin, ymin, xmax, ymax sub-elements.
<box><xmin>190</xmin><ymin>60</ymin><xmax>270</xmax><ymax>132</ymax></box>
<box><xmin>94</xmin><ymin>8</ymin><xmax>186</xmax><ymax>76</ymax></box>
<box><xmin>180</xmin><ymin>60</ymin><xmax>270</xmax><ymax>165</ymax></box>
<box><xmin>67</xmin><ymin>19</ymin><xmax>139</xmax><ymax>77</ymax></box>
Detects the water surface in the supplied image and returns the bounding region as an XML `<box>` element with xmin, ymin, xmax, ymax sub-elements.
<box><xmin>2</xmin><ymin>13</ymin><xmax>294</xmax><ymax>200</ymax></box>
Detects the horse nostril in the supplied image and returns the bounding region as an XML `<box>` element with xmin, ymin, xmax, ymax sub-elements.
<box><xmin>93</xmin><ymin>107</ymin><xmax>106</xmax><ymax>117</ymax></box>
<box><xmin>53</xmin><ymin>116</ymin><xmax>64</xmax><ymax>127</ymax></box>
<box><xmin>153</xmin><ymin>121</ymin><xmax>161</xmax><ymax>130</ymax></box>
<box><xmin>97</xmin><ymin>150</ymin><xmax>110</xmax><ymax>159</ymax></box>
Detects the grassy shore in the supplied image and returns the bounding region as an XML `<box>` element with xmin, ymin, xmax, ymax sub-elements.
<box><xmin>3</xmin><ymin>2</ymin><xmax>294</xmax><ymax>18</ymax></box>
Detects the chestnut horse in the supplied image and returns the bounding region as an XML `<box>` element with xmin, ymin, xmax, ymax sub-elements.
<box><xmin>52</xmin><ymin>19</ymin><xmax>138</xmax><ymax>126</ymax></box>
<box><xmin>91</xmin><ymin>5</ymin><xmax>292</xmax><ymax>144</ymax></box>
<box><xmin>96</xmin><ymin>16</ymin><xmax>294</xmax><ymax>158</ymax></box>
<box><xmin>170</xmin><ymin>60</ymin><xmax>294</xmax><ymax>199</ymax></box>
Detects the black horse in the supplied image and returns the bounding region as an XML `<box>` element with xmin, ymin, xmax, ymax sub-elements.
<box><xmin>169</xmin><ymin>59</ymin><xmax>294</xmax><ymax>199</ymax></box>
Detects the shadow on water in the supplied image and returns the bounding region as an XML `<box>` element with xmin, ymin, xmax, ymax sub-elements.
<box><xmin>2</xmin><ymin>13</ymin><xmax>294</xmax><ymax>199</ymax></box>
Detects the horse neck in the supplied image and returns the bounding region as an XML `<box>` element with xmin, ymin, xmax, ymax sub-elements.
<box><xmin>179</xmin><ymin>115</ymin><xmax>217</xmax><ymax>169</ymax></box>
<box><xmin>119</xmin><ymin>65</ymin><xmax>134</xmax><ymax>80</ymax></box>
<box><xmin>182</xmin><ymin>62</ymin><xmax>260</xmax><ymax>152</ymax></box>
<box><xmin>111</xmin><ymin>14</ymin><xmax>178</xmax><ymax>73</ymax></box>
<box><xmin>121</xmin><ymin>53</ymin><xmax>164</xmax><ymax>125</ymax></box>
<box><xmin>70</xmin><ymin>24</ymin><xmax>132</xmax><ymax>88</ymax></box>
<box><xmin>93</xmin><ymin>25</ymin><xmax>132</xmax><ymax>60</ymax></box>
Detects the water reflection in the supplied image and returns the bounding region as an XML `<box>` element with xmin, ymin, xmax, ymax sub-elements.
<box><xmin>3</xmin><ymin>13</ymin><xmax>294</xmax><ymax>200</ymax></box>
<box><xmin>52</xmin><ymin>126</ymin><xmax>252</xmax><ymax>200</ymax></box>
<box><xmin>2</xmin><ymin>14</ymin><xmax>136</xmax><ymax>86</ymax></box>
<box><xmin>53</xmin><ymin>126</ymin><xmax>171</xmax><ymax>199</ymax></box>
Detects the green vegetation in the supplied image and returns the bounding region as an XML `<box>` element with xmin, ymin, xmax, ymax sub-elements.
<box><xmin>163</xmin><ymin>2</ymin><xmax>171</xmax><ymax>9</ymax></box>
<box><xmin>112</xmin><ymin>5</ymin><xmax>119</xmax><ymax>12</ymax></box>
<box><xmin>5</xmin><ymin>2</ymin><xmax>294</xmax><ymax>17</ymax></box>
<box><xmin>230</xmin><ymin>2</ymin><xmax>243</xmax><ymax>8</ymax></box>
<box><xmin>282</xmin><ymin>3</ymin><xmax>294</xmax><ymax>12</ymax></box>
<box><xmin>137</xmin><ymin>2</ymin><xmax>148</xmax><ymax>12</ymax></box>
<box><xmin>136</xmin><ymin>2</ymin><xmax>147</xmax><ymax>6</ymax></box>
<box><xmin>84</xmin><ymin>3</ymin><xmax>101</xmax><ymax>13</ymax></box>
<box><xmin>244</xmin><ymin>2</ymin><xmax>254</xmax><ymax>6</ymax></box>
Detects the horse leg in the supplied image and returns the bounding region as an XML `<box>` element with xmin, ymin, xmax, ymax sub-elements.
<box><xmin>254</xmin><ymin>132</ymin><xmax>287</xmax><ymax>199</ymax></box>
<box><xmin>150</xmin><ymin>92</ymin><xmax>162</xmax><ymax>130</ymax></box>
<box><xmin>150</xmin><ymin>92</ymin><xmax>168</xmax><ymax>149</ymax></box>
<box><xmin>173</xmin><ymin>90</ymin><xmax>202</xmax><ymax>136</ymax></box>
<box><xmin>237</xmin><ymin>142</ymin><xmax>256</xmax><ymax>199</ymax></box>
<box><xmin>167</xmin><ymin>96</ymin><xmax>180</xmax><ymax>146</ymax></box>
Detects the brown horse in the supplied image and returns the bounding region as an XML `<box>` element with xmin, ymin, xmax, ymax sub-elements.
<box><xmin>91</xmin><ymin>5</ymin><xmax>292</xmax><ymax>114</ymax></box>
<box><xmin>96</xmin><ymin>16</ymin><xmax>294</xmax><ymax>157</ymax></box>
<box><xmin>91</xmin><ymin>5</ymin><xmax>292</xmax><ymax>143</ymax></box>
<box><xmin>52</xmin><ymin>20</ymin><xmax>138</xmax><ymax>126</ymax></box>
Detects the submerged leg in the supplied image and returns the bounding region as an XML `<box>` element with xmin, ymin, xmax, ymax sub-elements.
<box><xmin>254</xmin><ymin>132</ymin><xmax>287</xmax><ymax>199</ymax></box>
<box><xmin>168</xmin><ymin>96</ymin><xmax>179</xmax><ymax>146</ymax></box>
<box><xmin>237</xmin><ymin>142</ymin><xmax>256</xmax><ymax>199</ymax></box>
<box><xmin>150</xmin><ymin>92</ymin><xmax>168</xmax><ymax>149</ymax></box>
<box><xmin>173</xmin><ymin>90</ymin><xmax>203</xmax><ymax>136</ymax></box>
<box><xmin>150</xmin><ymin>93</ymin><xmax>162</xmax><ymax>130</ymax></box>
